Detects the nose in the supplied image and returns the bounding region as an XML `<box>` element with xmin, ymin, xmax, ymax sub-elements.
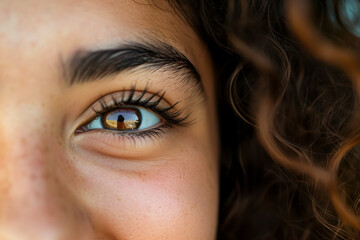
<box><xmin>0</xmin><ymin>109</ymin><xmax>93</xmax><ymax>240</ymax></box>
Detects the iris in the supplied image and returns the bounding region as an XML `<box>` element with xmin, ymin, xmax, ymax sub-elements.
<box><xmin>86</xmin><ymin>107</ymin><xmax>161</xmax><ymax>131</ymax></box>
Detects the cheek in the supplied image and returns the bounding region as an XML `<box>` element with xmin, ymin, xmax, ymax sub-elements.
<box><xmin>66</xmin><ymin>139</ymin><xmax>218</xmax><ymax>240</ymax></box>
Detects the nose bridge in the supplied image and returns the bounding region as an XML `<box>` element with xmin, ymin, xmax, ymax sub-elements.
<box><xmin>0</xmin><ymin>104</ymin><xmax>92</xmax><ymax>239</ymax></box>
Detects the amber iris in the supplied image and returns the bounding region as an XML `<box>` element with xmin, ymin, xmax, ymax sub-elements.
<box><xmin>101</xmin><ymin>108</ymin><xmax>141</xmax><ymax>130</ymax></box>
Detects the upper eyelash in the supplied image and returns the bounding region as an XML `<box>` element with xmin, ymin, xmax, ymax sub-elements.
<box><xmin>91</xmin><ymin>85</ymin><xmax>193</xmax><ymax>127</ymax></box>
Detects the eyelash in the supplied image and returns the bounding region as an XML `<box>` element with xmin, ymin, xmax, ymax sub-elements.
<box><xmin>76</xmin><ymin>86</ymin><xmax>191</xmax><ymax>140</ymax></box>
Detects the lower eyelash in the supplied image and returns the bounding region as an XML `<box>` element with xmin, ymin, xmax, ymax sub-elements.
<box><xmin>88</xmin><ymin>124</ymin><xmax>174</xmax><ymax>143</ymax></box>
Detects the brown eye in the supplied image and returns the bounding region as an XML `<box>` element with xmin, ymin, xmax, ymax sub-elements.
<box><xmin>81</xmin><ymin>106</ymin><xmax>161</xmax><ymax>132</ymax></box>
<box><xmin>101</xmin><ymin>108</ymin><xmax>141</xmax><ymax>130</ymax></box>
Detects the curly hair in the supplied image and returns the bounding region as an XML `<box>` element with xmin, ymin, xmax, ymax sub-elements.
<box><xmin>167</xmin><ymin>0</ymin><xmax>360</xmax><ymax>239</ymax></box>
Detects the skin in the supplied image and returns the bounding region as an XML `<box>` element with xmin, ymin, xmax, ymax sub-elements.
<box><xmin>0</xmin><ymin>0</ymin><xmax>219</xmax><ymax>239</ymax></box>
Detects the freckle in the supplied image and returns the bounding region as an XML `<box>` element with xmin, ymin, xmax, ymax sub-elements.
<box><xmin>20</xmin><ymin>137</ymin><xmax>27</xmax><ymax>145</ymax></box>
<box><xmin>136</xmin><ymin>171</ymin><xmax>147</xmax><ymax>179</ymax></box>
<box><xmin>29</xmin><ymin>173</ymin><xmax>37</xmax><ymax>180</ymax></box>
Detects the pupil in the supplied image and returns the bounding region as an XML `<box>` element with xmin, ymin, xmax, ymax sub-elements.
<box><xmin>116</xmin><ymin>114</ymin><xmax>125</xmax><ymax>130</ymax></box>
<box><xmin>102</xmin><ymin>108</ymin><xmax>141</xmax><ymax>130</ymax></box>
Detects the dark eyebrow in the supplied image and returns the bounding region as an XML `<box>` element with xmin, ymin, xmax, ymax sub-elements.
<box><xmin>66</xmin><ymin>40</ymin><xmax>202</xmax><ymax>89</ymax></box>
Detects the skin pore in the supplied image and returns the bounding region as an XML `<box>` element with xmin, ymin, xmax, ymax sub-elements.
<box><xmin>0</xmin><ymin>0</ymin><xmax>219</xmax><ymax>239</ymax></box>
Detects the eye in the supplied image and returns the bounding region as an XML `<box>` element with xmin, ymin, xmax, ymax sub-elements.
<box><xmin>75</xmin><ymin>88</ymin><xmax>192</xmax><ymax>137</ymax></box>
<box><xmin>86</xmin><ymin>107</ymin><xmax>161</xmax><ymax>131</ymax></box>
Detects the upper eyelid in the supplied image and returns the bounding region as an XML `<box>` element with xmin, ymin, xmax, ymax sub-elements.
<box><xmin>76</xmin><ymin>88</ymin><xmax>166</xmax><ymax>119</ymax></box>
<box><xmin>91</xmin><ymin>88</ymin><xmax>169</xmax><ymax>115</ymax></box>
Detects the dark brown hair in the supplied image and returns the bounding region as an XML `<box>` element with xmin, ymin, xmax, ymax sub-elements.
<box><xmin>168</xmin><ymin>0</ymin><xmax>360</xmax><ymax>239</ymax></box>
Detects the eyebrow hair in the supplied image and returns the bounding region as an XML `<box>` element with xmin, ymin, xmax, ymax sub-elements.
<box><xmin>67</xmin><ymin>40</ymin><xmax>202</xmax><ymax>90</ymax></box>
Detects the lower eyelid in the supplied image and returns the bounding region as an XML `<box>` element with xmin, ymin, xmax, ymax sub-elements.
<box><xmin>74</xmin><ymin>124</ymin><xmax>175</xmax><ymax>150</ymax></box>
<box><xmin>72</xmin><ymin>127</ymin><xmax>176</xmax><ymax>160</ymax></box>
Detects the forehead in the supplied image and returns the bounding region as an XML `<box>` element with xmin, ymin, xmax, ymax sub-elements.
<box><xmin>0</xmin><ymin>0</ymin><xmax>199</xmax><ymax>71</ymax></box>
<box><xmin>0</xmin><ymin>0</ymin><xmax>180</xmax><ymax>38</ymax></box>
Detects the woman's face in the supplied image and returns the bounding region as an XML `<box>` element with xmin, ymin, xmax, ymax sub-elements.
<box><xmin>0</xmin><ymin>0</ymin><xmax>219</xmax><ymax>239</ymax></box>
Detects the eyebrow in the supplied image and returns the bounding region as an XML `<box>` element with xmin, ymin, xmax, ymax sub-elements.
<box><xmin>66</xmin><ymin>40</ymin><xmax>202</xmax><ymax>90</ymax></box>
